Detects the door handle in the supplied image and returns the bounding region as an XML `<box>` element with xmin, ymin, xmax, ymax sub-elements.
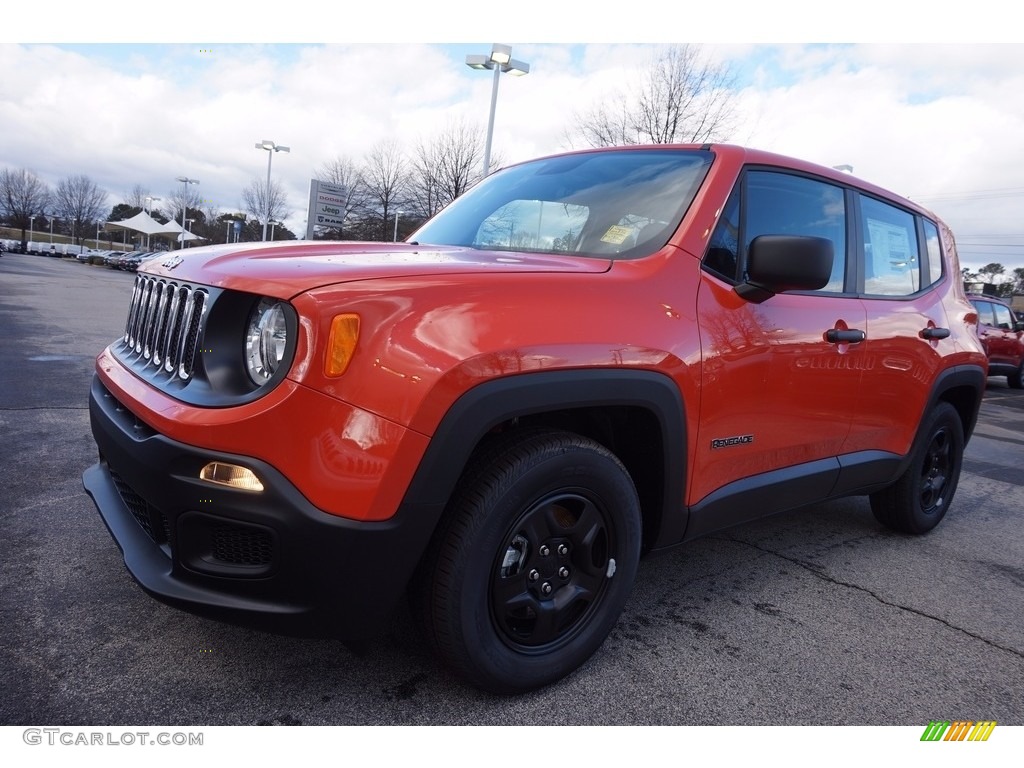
<box><xmin>920</xmin><ymin>327</ymin><xmax>950</xmax><ymax>340</ymax></box>
<box><xmin>826</xmin><ymin>328</ymin><xmax>866</xmax><ymax>344</ymax></box>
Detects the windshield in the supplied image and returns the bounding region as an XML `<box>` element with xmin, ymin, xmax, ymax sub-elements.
<box><xmin>410</xmin><ymin>149</ymin><xmax>714</xmax><ymax>259</ymax></box>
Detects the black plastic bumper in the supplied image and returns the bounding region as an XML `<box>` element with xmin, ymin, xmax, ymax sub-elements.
<box><xmin>82</xmin><ymin>375</ymin><xmax>440</xmax><ymax>645</ymax></box>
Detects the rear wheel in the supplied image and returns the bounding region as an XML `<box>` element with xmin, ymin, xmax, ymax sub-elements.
<box><xmin>413</xmin><ymin>428</ymin><xmax>642</xmax><ymax>694</ymax></box>
<box><xmin>870</xmin><ymin>402</ymin><xmax>964</xmax><ymax>534</ymax></box>
<box><xmin>1008</xmin><ymin>361</ymin><xmax>1023</xmax><ymax>390</ymax></box>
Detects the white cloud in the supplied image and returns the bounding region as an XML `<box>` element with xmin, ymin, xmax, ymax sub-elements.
<box><xmin>0</xmin><ymin>37</ymin><xmax>1021</xmax><ymax>273</ymax></box>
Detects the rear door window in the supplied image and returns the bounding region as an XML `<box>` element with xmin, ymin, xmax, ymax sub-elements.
<box><xmin>861</xmin><ymin>197</ymin><xmax>922</xmax><ymax>296</ymax></box>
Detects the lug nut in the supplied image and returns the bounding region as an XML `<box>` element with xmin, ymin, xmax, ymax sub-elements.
<box><xmin>558</xmin><ymin>566</ymin><xmax>569</xmax><ymax>579</ymax></box>
<box><xmin>539</xmin><ymin>545</ymin><xmax>550</xmax><ymax>556</ymax></box>
<box><xmin>528</xmin><ymin>569</ymin><xmax>540</xmax><ymax>582</ymax></box>
<box><xmin>541</xmin><ymin>582</ymin><xmax>553</xmax><ymax>595</ymax></box>
<box><xmin>558</xmin><ymin>544</ymin><xmax>569</xmax><ymax>556</ymax></box>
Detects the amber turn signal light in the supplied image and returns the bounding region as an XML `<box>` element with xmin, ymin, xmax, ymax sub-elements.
<box><xmin>325</xmin><ymin>314</ymin><xmax>360</xmax><ymax>377</ymax></box>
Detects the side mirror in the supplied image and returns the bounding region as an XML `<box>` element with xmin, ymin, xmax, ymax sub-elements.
<box><xmin>735</xmin><ymin>235</ymin><xmax>835</xmax><ymax>304</ymax></box>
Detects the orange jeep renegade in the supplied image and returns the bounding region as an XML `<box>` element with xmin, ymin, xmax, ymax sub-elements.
<box><xmin>84</xmin><ymin>145</ymin><xmax>988</xmax><ymax>693</ymax></box>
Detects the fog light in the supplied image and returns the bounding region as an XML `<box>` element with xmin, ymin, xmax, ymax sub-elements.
<box><xmin>199</xmin><ymin>462</ymin><xmax>265</xmax><ymax>492</ymax></box>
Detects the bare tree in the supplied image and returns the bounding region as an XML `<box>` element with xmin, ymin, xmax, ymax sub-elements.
<box><xmin>52</xmin><ymin>174</ymin><xmax>108</xmax><ymax>245</ymax></box>
<box><xmin>362</xmin><ymin>140</ymin><xmax>410</xmax><ymax>241</ymax></box>
<box><xmin>0</xmin><ymin>168</ymin><xmax>51</xmax><ymax>247</ymax></box>
<box><xmin>124</xmin><ymin>183</ymin><xmax>152</xmax><ymax>210</ymax></box>
<box><xmin>410</xmin><ymin>138</ymin><xmax>442</xmax><ymax>221</ymax></box>
<box><xmin>203</xmin><ymin>203</ymin><xmax>220</xmax><ymax>222</ymax></box>
<box><xmin>572</xmin><ymin>44</ymin><xmax>738</xmax><ymax>147</ymax></box>
<box><xmin>164</xmin><ymin>183</ymin><xmax>205</xmax><ymax>225</ymax></box>
<box><xmin>241</xmin><ymin>177</ymin><xmax>289</xmax><ymax>234</ymax></box>
<box><xmin>410</xmin><ymin>120</ymin><xmax>486</xmax><ymax>220</ymax></box>
<box><xmin>315</xmin><ymin>155</ymin><xmax>371</xmax><ymax>239</ymax></box>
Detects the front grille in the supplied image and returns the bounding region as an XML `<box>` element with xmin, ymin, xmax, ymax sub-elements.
<box><xmin>123</xmin><ymin>274</ymin><xmax>208</xmax><ymax>381</ymax></box>
<box><xmin>110</xmin><ymin>469</ymin><xmax>171</xmax><ymax>546</ymax></box>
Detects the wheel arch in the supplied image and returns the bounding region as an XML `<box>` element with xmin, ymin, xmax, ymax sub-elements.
<box><xmin>927</xmin><ymin>364</ymin><xmax>987</xmax><ymax>443</ymax></box>
<box><xmin>396</xmin><ymin>369</ymin><xmax>688</xmax><ymax>560</ymax></box>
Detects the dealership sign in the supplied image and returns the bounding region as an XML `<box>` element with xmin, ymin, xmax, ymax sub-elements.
<box><xmin>306</xmin><ymin>180</ymin><xmax>348</xmax><ymax>238</ymax></box>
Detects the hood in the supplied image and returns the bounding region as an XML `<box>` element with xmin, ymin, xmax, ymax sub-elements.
<box><xmin>139</xmin><ymin>241</ymin><xmax>612</xmax><ymax>298</ymax></box>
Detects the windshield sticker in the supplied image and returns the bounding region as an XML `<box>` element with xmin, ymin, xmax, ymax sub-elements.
<box><xmin>600</xmin><ymin>225</ymin><xmax>633</xmax><ymax>245</ymax></box>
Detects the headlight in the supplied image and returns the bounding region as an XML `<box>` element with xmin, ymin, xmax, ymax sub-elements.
<box><xmin>245</xmin><ymin>298</ymin><xmax>289</xmax><ymax>383</ymax></box>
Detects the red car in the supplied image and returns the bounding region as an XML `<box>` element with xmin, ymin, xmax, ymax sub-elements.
<box><xmin>83</xmin><ymin>145</ymin><xmax>988</xmax><ymax>693</ymax></box>
<box><xmin>968</xmin><ymin>294</ymin><xmax>1024</xmax><ymax>388</ymax></box>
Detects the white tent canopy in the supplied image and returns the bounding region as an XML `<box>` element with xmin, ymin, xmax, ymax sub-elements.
<box><xmin>103</xmin><ymin>210</ymin><xmax>171</xmax><ymax>237</ymax></box>
<box><xmin>104</xmin><ymin>211</ymin><xmax>205</xmax><ymax>245</ymax></box>
<box><xmin>161</xmin><ymin>218</ymin><xmax>205</xmax><ymax>244</ymax></box>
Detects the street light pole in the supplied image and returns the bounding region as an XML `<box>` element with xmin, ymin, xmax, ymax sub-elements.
<box><xmin>255</xmin><ymin>140</ymin><xmax>290</xmax><ymax>241</ymax></box>
<box><xmin>49</xmin><ymin>219</ymin><xmax>53</xmax><ymax>243</ymax></box>
<box><xmin>29</xmin><ymin>215</ymin><xmax>35</xmax><ymax>246</ymax></box>
<box><xmin>175</xmin><ymin>177</ymin><xmax>199</xmax><ymax>250</ymax></box>
<box><xmin>466</xmin><ymin>44</ymin><xmax>530</xmax><ymax>177</ymax></box>
<box><xmin>393</xmin><ymin>210</ymin><xmax>402</xmax><ymax>242</ymax></box>
<box><xmin>145</xmin><ymin>196</ymin><xmax>161</xmax><ymax>249</ymax></box>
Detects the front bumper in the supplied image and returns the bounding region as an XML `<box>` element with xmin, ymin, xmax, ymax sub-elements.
<box><xmin>83</xmin><ymin>375</ymin><xmax>440</xmax><ymax>644</ymax></box>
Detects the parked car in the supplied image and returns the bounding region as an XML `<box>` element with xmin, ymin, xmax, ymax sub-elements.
<box><xmin>120</xmin><ymin>251</ymin><xmax>157</xmax><ymax>271</ymax></box>
<box><xmin>83</xmin><ymin>144</ymin><xmax>988</xmax><ymax>694</ymax></box>
<box><xmin>77</xmin><ymin>248</ymin><xmax>103</xmax><ymax>263</ymax></box>
<box><xmin>968</xmin><ymin>294</ymin><xmax>1024</xmax><ymax>388</ymax></box>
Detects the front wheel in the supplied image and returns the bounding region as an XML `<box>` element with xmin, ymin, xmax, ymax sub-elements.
<box><xmin>870</xmin><ymin>402</ymin><xmax>964</xmax><ymax>534</ymax></box>
<box><xmin>413</xmin><ymin>428</ymin><xmax>642</xmax><ymax>694</ymax></box>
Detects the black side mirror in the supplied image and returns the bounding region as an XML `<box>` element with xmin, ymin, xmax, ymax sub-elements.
<box><xmin>735</xmin><ymin>235</ymin><xmax>834</xmax><ymax>304</ymax></box>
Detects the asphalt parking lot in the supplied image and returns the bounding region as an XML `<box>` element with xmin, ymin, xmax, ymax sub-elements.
<box><xmin>2</xmin><ymin>252</ymin><xmax>1023</xmax><ymax>726</ymax></box>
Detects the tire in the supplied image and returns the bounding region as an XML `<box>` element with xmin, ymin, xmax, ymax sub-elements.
<box><xmin>869</xmin><ymin>402</ymin><xmax>964</xmax><ymax>534</ymax></box>
<box><xmin>412</xmin><ymin>428</ymin><xmax>642</xmax><ymax>694</ymax></box>
<box><xmin>1008</xmin><ymin>361</ymin><xmax>1023</xmax><ymax>390</ymax></box>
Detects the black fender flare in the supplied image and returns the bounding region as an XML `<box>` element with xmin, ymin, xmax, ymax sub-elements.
<box><xmin>395</xmin><ymin>369</ymin><xmax>689</xmax><ymax>557</ymax></box>
<box><xmin>923</xmin><ymin>364</ymin><xmax>987</xmax><ymax>442</ymax></box>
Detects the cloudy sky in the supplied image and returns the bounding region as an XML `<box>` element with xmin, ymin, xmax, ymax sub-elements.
<box><xmin>2</xmin><ymin>2</ymin><xmax>1021</xmax><ymax>275</ymax></box>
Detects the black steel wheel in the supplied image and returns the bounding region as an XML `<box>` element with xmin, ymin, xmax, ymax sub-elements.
<box><xmin>870</xmin><ymin>402</ymin><xmax>964</xmax><ymax>534</ymax></box>
<box><xmin>412</xmin><ymin>428</ymin><xmax>641</xmax><ymax>694</ymax></box>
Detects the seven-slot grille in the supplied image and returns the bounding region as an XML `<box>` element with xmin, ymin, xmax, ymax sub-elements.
<box><xmin>123</xmin><ymin>274</ymin><xmax>208</xmax><ymax>381</ymax></box>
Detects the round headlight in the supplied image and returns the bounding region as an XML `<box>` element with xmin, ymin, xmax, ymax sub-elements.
<box><xmin>245</xmin><ymin>298</ymin><xmax>289</xmax><ymax>383</ymax></box>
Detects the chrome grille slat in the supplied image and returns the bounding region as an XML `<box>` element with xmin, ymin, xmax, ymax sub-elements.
<box><xmin>124</xmin><ymin>279</ymin><xmax>144</xmax><ymax>344</ymax></box>
<box><xmin>178</xmin><ymin>292</ymin><xmax>207</xmax><ymax>380</ymax></box>
<box><xmin>159</xmin><ymin>287</ymin><xmax>183</xmax><ymax>370</ymax></box>
<box><xmin>151</xmin><ymin>283</ymin><xmax>173</xmax><ymax>366</ymax></box>
<box><xmin>142</xmin><ymin>282</ymin><xmax>161</xmax><ymax>359</ymax></box>
<box><xmin>121</xmin><ymin>274</ymin><xmax>208</xmax><ymax>383</ymax></box>
<box><xmin>133</xmin><ymin>279</ymin><xmax>154</xmax><ymax>353</ymax></box>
